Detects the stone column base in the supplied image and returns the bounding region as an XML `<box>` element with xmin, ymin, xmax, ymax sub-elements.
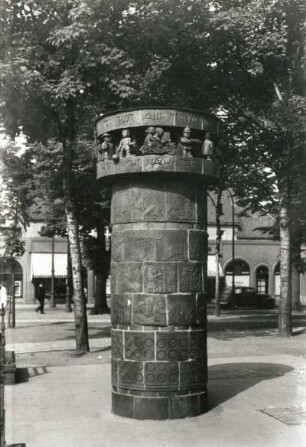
<box><xmin>112</xmin><ymin>390</ymin><xmax>207</xmax><ymax>419</ymax></box>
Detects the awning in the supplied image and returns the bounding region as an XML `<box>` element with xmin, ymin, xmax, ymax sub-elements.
<box><xmin>31</xmin><ymin>253</ymin><xmax>67</xmax><ymax>278</ymax></box>
<box><xmin>207</xmin><ymin>255</ymin><xmax>224</xmax><ymax>277</ymax></box>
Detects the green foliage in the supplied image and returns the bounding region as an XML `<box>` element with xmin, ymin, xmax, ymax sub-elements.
<box><xmin>206</xmin><ymin>1</ymin><xmax>306</xmax><ymax>237</ymax></box>
<box><xmin>0</xmin><ymin>142</ymin><xmax>36</xmax><ymax>228</ymax></box>
<box><xmin>0</xmin><ymin>227</ymin><xmax>25</xmax><ymax>263</ymax></box>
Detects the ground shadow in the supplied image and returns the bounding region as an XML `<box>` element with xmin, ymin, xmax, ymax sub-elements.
<box><xmin>15</xmin><ymin>366</ymin><xmax>49</xmax><ymax>384</ymax></box>
<box><xmin>207</xmin><ymin>313</ymin><xmax>306</xmax><ymax>339</ymax></box>
<box><xmin>207</xmin><ymin>362</ymin><xmax>293</xmax><ymax>410</ymax></box>
<box><xmin>93</xmin><ymin>345</ymin><xmax>111</xmax><ymax>353</ymax></box>
<box><xmin>56</xmin><ymin>325</ymin><xmax>111</xmax><ymax>342</ymax></box>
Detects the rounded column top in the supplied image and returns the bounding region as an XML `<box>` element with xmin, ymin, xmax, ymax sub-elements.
<box><xmin>97</xmin><ymin>155</ymin><xmax>219</xmax><ymax>183</ymax></box>
<box><xmin>95</xmin><ymin>107</ymin><xmax>221</xmax><ymax>183</ymax></box>
<box><xmin>95</xmin><ymin>107</ymin><xmax>221</xmax><ymax>138</ymax></box>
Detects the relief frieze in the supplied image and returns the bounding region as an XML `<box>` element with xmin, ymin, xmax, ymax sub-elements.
<box><xmin>133</xmin><ymin>294</ymin><xmax>167</xmax><ymax>326</ymax></box>
<box><xmin>111</xmin><ymin>294</ymin><xmax>131</xmax><ymax>325</ymax></box>
<box><xmin>167</xmin><ymin>194</ymin><xmax>196</xmax><ymax>221</ymax></box>
<box><xmin>131</xmin><ymin>187</ymin><xmax>165</xmax><ymax>222</ymax></box>
<box><xmin>189</xmin><ymin>231</ymin><xmax>206</xmax><ymax>261</ymax></box>
<box><xmin>144</xmin><ymin>263</ymin><xmax>178</xmax><ymax>294</ymax></box>
<box><xmin>167</xmin><ymin>294</ymin><xmax>197</xmax><ymax>326</ymax></box>
<box><xmin>111</xmin><ymin>189</ymin><xmax>131</xmax><ymax>224</ymax></box>
<box><xmin>179</xmin><ymin>263</ymin><xmax>203</xmax><ymax>293</ymax></box>
<box><xmin>155</xmin><ymin>230</ymin><xmax>188</xmax><ymax>261</ymax></box>
<box><xmin>116</xmin><ymin>263</ymin><xmax>143</xmax><ymax>293</ymax></box>
<box><xmin>111</xmin><ymin>330</ymin><xmax>124</xmax><ymax>360</ymax></box>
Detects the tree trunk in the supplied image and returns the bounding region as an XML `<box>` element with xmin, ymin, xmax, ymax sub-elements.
<box><xmin>214</xmin><ymin>191</ymin><xmax>223</xmax><ymax>317</ymax></box>
<box><xmin>65</xmin><ymin>239</ymin><xmax>73</xmax><ymax>313</ymax></box>
<box><xmin>278</xmin><ymin>201</ymin><xmax>292</xmax><ymax>336</ymax></box>
<box><xmin>92</xmin><ymin>269</ymin><xmax>110</xmax><ymax>314</ymax></box>
<box><xmin>61</xmin><ymin>97</ymin><xmax>89</xmax><ymax>354</ymax></box>
<box><xmin>91</xmin><ymin>224</ymin><xmax>110</xmax><ymax>315</ymax></box>
<box><xmin>62</xmin><ymin>131</ymin><xmax>89</xmax><ymax>352</ymax></box>
<box><xmin>11</xmin><ymin>267</ymin><xmax>15</xmax><ymax>328</ymax></box>
<box><xmin>8</xmin><ymin>264</ymin><xmax>15</xmax><ymax>328</ymax></box>
<box><xmin>66</xmin><ymin>210</ymin><xmax>89</xmax><ymax>353</ymax></box>
<box><xmin>50</xmin><ymin>235</ymin><xmax>56</xmax><ymax>308</ymax></box>
<box><xmin>291</xmin><ymin>262</ymin><xmax>301</xmax><ymax>311</ymax></box>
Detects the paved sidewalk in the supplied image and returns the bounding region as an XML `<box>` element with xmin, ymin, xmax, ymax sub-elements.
<box><xmin>3</xmin><ymin>305</ymin><xmax>306</xmax><ymax>447</ymax></box>
<box><xmin>6</xmin><ymin>337</ymin><xmax>111</xmax><ymax>354</ymax></box>
<box><xmin>5</xmin><ymin>354</ymin><xmax>306</xmax><ymax>447</ymax></box>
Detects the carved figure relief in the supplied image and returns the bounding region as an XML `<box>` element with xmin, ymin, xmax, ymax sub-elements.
<box><xmin>177</xmin><ymin>126</ymin><xmax>201</xmax><ymax>158</ymax></box>
<box><xmin>167</xmin><ymin>295</ymin><xmax>197</xmax><ymax>326</ymax></box>
<box><xmin>98</xmin><ymin>132</ymin><xmax>114</xmax><ymax>161</ymax></box>
<box><xmin>116</xmin><ymin>128</ymin><xmax>136</xmax><ymax>158</ymax></box>
<box><xmin>131</xmin><ymin>188</ymin><xmax>165</xmax><ymax>221</ymax></box>
<box><xmin>155</xmin><ymin>230</ymin><xmax>187</xmax><ymax>261</ymax></box>
<box><xmin>179</xmin><ymin>263</ymin><xmax>203</xmax><ymax>292</ymax></box>
<box><xmin>112</xmin><ymin>190</ymin><xmax>130</xmax><ymax>223</ymax></box>
<box><xmin>144</xmin><ymin>263</ymin><xmax>177</xmax><ymax>294</ymax></box>
<box><xmin>141</xmin><ymin>126</ymin><xmax>176</xmax><ymax>155</ymax></box>
<box><xmin>201</xmin><ymin>132</ymin><xmax>214</xmax><ymax>159</ymax></box>
<box><xmin>116</xmin><ymin>263</ymin><xmax>142</xmax><ymax>293</ymax></box>
<box><xmin>133</xmin><ymin>295</ymin><xmax>167</xmax><ymax>325</ymax></box>
<box><xmin>167</xmin><ymin>195</ymin><xmax>195</xmax><ymax>221</ymax></box>
<box><xmin>189</xmin><ymin>231</ymin><xmax>206</xmax><ymax>261</ymax></box>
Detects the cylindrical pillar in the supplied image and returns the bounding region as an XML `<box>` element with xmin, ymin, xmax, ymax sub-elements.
<box><xmin>95</xmin><ymin>108</ymin><xmax>220</xmax><ymax>419</ymax></box>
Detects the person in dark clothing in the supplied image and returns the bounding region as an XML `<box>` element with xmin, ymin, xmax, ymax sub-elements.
<box><xmin>35</xmin><ymin>283</ymin><xmax>46</xmax><ymax>314</ymax></box>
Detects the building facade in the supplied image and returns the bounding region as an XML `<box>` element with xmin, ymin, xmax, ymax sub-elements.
<box><xmin>1</xmin><ymin>194</ymin><xmax>305</xmax><ymax>306</ymax></box>
<box><xmin>0</xmin><ymin>221</ymin><xmax>95</xmax><ymax>304</ymax></box>
<box><xmin>207</xmin><ymin>193</ymin><xmax>306</xmax><ymax>306</ymax></box>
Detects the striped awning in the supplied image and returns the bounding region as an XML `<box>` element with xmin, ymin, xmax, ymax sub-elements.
<box><xmin>31</xmin><ymin>253</ymin><xmax>67</xmax><ymax>278</ymax></box>
<box><xmin>207</xmin><ymin>255</ymin><xmax>224</xmax><ymax>277</ymax></box>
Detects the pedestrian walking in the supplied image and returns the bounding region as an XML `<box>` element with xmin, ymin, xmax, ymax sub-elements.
<box><xmin>0</xmin><ymin>284</ymin><xmax>7</xmax><ymax>310</ymax></box>
<box><xmin>35</xmin><ymin>283</ymin><xmax>46</xmax><ymax>314</ymax></box>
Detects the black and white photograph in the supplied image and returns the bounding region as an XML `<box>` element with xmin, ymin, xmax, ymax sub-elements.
<box><xmin>0</xmin><ymin>1</ymin><xmax>305</xmax><ymax>446</ymax></box>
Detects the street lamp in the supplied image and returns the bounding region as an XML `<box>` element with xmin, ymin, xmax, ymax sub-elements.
<box><xmin>50</xmin><ymin>234</ymin><xmax>56</xmax><ymax>308</ymax></box>
<box><xmin>207</xmin><ymin>189</ymin><xmax>235</xmax><ymax>315</ymax></box>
